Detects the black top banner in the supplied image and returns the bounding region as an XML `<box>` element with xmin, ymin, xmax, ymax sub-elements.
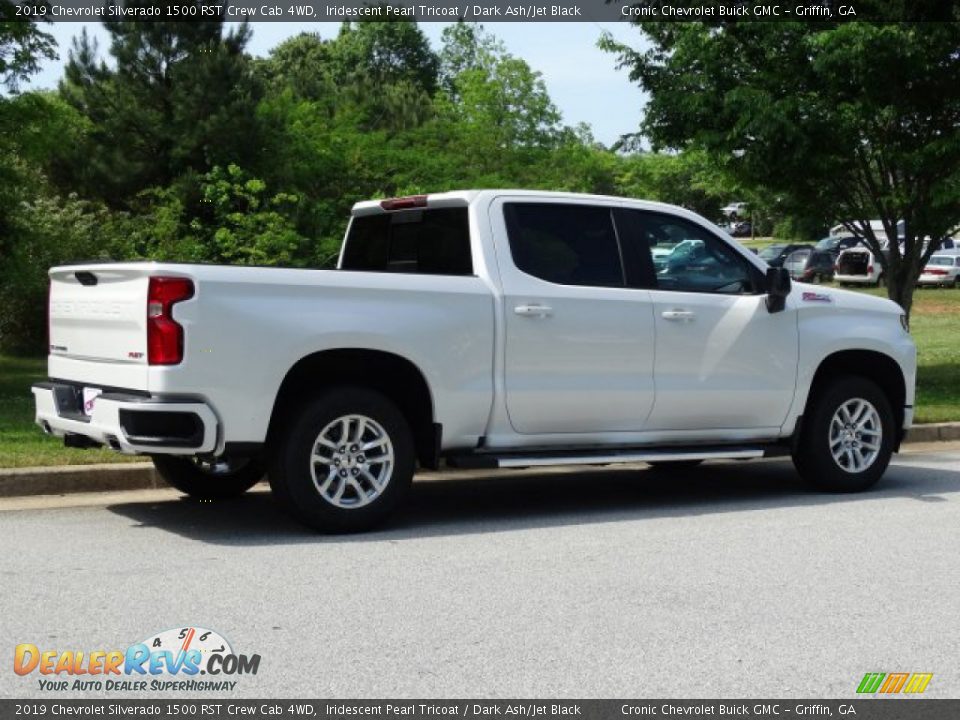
<box><xmin>9</xmin><ymin>0</ymin><xmax>959</xmax><ymax>23</ymax></box>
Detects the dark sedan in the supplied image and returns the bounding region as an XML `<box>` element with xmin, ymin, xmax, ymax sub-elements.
<box><xmin>783</xmin><ymin>248</ymin><xmax>836</xmax><ymax>283</ymax></box>
<box><xmin>758</xmin><ymin>243</ymin><xmax>814</xmax><ymax>267</ymax></box>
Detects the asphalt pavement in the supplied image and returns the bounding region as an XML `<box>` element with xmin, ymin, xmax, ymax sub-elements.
<box><xmin>1</xmin><ymin>444</ymin><xmax>958</xmax><ymax>699</ymax></box>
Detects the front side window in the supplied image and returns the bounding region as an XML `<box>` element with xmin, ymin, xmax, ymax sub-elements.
<box><xmin>503</xmin><ymin>203</ymin><xmax>625</xmax><ymax>287</ymax></box>
<box><xmin>620</xmin><ymin>210</ymin><xmax>758</xmax><ymax>294</ymax></box>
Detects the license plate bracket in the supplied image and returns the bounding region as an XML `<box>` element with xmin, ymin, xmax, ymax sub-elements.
<box><xmin>82</xmin><ymin>387</ymin><xmax>103</xmax><ymax>416</ymax></box>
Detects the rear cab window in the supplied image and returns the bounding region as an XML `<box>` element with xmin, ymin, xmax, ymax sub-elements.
<box><xmin>503</xmin><ymin>203</ymin><xmax>625</xmax><ymax>287</ymax></box>
<box><xmin>341</xmin><ymin>207</ymin><xmax>473</xmax><ymax>275</ymax></box>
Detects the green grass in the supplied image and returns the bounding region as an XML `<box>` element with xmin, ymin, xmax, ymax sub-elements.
<box><xmin>0</xmin><ymin>355</ymin><xmax>141</xmax><ymax>469</ymax></box>
<box><xmin>856</xmin><ymin>285</ymin><xmax>960</xmax><ymax>424</ymax></box>
<box><xmin>1</xmin><ymin>287</ymin><xmax>958</xmax><ymax>467</ymax></box>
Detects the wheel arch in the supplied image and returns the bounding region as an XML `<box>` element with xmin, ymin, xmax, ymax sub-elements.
<box><xmin>266</xmin><ymin>349</ymin><xmax>440</xmax><ymax>469</ymax></box>
<box><xmin>804</xmin><ymin>349</ymin><xmax>907</xmax><ymax>447</ymax></box>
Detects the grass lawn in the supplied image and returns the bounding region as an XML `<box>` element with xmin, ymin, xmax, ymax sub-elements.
<box><xmin>1</xmin><ymin>286</ymin><xmax>957</xmax><ymax>468</ymax></box>
<box><xmin>0</xmin><ymin>355</ymin><xmax>141</xmax><ymax>469</ymax></box>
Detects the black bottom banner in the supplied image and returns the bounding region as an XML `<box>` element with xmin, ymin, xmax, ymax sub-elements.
<box><xmin>2</xmin><ymin>700</ymin><xmax>958</xmax><ymax>720</ymax></box>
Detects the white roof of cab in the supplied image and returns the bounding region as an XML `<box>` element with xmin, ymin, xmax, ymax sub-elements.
<box><xmin>350</xmin><ymin>189</ymin><xmax>690</xmax><ymax>217</ymax></box>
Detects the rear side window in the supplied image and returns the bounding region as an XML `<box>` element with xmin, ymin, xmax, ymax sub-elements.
<box><xmin>503</xmin><ymin>203</ymin><xmax>624</xmax><ymax>287</ymax></box>
<box><xmin>341</xmin><ymin>208</ymin><xmax>473</xmax><ymax>275</ymax></box>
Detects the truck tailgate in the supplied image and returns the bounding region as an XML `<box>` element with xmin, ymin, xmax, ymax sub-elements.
<box><xmin>48</xmin><ymin>265</ymin><xmax>151</xmax><ymax>389</ymax></box>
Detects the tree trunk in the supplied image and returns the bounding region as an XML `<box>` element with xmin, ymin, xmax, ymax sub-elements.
<box><xmin>886</xmin><ymin>262</ymin><xmax>916</xmax><ymax>323</ymax></box>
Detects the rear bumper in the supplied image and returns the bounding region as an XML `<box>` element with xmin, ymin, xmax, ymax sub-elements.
<box><xmin>917</xmin><ymin>274</ymin><xmax>953</xmax><ymax>285</ymax></box>
<box><xmin>33</xmin><ymin>381</ymin><xmax>219</xmax><ymax>455</ymax></box>
<box><xmin>833</xmin><ymin>274</ymin><xmax>875</xmax><ymax>284</ymax></box>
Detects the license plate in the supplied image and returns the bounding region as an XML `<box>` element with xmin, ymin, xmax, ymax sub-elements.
<box><xmin>82</xmin><ymin>387</ymin><xmax>103</xmax><ymax>416</ymax></box>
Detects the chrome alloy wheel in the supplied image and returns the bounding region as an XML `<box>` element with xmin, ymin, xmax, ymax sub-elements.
<box><xmin>828</xmin><ymin>398</ymin><xmax>882</xmax><ymax>474</ymax></box>
<box><xmin>309</xmin><ymin>414</ymin><xmax>394</xmax><ymax>508</ymax></box>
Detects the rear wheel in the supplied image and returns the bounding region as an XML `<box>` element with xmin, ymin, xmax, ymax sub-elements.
<box><xmin>152</xmin><ymin>455</ymin><xmax>264</xmax><ymax>499</ymax></box>
<box><xmin>269</xmin><ymin>387</ymin><xmax>414</xmax><ymax>533</ymax></box>
<box><xmin>792</xmin><ymin>376</ymin><xmax>894</xmax><ymax>492</ymax></box>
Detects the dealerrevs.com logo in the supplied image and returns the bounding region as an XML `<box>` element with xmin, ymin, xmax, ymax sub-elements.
<box><xmin>14</xmin><ymin>626</ymin><xmax>261</xmax><ymax>692</ymax></box>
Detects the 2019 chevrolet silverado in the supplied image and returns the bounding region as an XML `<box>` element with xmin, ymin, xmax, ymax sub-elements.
<box><xmin>34</xmin><ymin>191</ymin><xmax>917</xmax><ymax>532</ymax></box>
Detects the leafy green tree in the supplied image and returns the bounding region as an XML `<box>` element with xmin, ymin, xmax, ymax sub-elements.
<box><xmin>0</xmin><ymin>1</ymin><xmax>56</xmax><ymax>91</ymax></box>
<box><xmin>59</xmin><ymin>11</ymin><xmax>263</xmax><ymax>205</ymax></box>
<box><xmin>0</xmin><ymin>194</ymin><xmax>131</xmax><ymax>352</ymax></box>
<box><xmin>256</xmin><ymin>32</ymin><xmax>336</xmax><ymax>105</ymax></box>
<box><xmin>187</xmin><ymin>164</ymin><xmax>307</xmax><ymax>266</ymax></box>
<box><xmin>602</xmin><ymin>14</ymin><xmax>960</xmax><ymax>318</ymax></box>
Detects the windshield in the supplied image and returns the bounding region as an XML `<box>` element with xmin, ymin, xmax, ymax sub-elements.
<box><xmin>927</xmin><ymin>257</ymin><xmax>955</xmax><ymax>267</ymax></box>
<box><xmin>758</xmin><ymin>245</ymin><xmax>785</xmax><ymax>260</ymax></box>
<box><xmin>815</xmin><ymin>237</ymin><xmax>839</xmax><ymax>251</ymax></box>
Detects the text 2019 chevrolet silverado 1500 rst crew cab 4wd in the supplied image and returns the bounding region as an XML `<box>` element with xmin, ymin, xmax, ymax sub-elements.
<box><xmin>34</xmin><ymin>191</ymin><xmax>916</xmax><ymax>532</ymax></box>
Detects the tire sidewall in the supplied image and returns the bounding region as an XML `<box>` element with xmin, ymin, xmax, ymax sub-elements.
<box><xmin>796</xmin><ymin>376</ymin><xmax>895</xmax><ymax>492</ymax></box>
<box><xmin>273</xmin><ymin>387</ymin><xmax>415</xmax><ymax>532</ymax></box>
<box><xmin>152</xmin><ymin>455</ymin><xmax>263</xmax><ymax>499</ymax></box>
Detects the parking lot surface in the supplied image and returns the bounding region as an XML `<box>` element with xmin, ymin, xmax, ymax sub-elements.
<box><xmin>1</xmin><ymin>445</ymin><xmax>958</xmax><ymax>699</ymax></box>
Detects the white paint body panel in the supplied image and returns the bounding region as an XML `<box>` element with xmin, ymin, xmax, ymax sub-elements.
<box><xmin>40</xmin><ymin>190</ymin><xmax>916</xmax><ymax>458</ymax></box>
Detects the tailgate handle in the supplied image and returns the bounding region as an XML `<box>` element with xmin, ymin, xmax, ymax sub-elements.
<box><xmin>75</xmin><ymin>271</ymin><xmax>98</xmax><ymax>286</ymax></box>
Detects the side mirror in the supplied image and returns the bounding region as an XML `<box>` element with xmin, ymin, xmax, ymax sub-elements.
<box><xmin>765</xmin><ymin>267</ymin><xmax>791</xmax><ymax>313</ymax></box>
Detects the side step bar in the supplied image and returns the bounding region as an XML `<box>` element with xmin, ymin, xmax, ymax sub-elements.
<box><xmin>448</xmin><ymin>444</ymin><xmax>788</xmax><ymax>470</ymax></box>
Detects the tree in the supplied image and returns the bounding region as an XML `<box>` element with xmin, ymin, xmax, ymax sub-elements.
<box><xmin>59</xmin><ymin>11</ymin><xmax>263</xmax><ymax>206</ymax></box>
<box><xmin>438</xmin><ymin>22</ymin><xmax>562</xmax><ymax>160</ymax></box>
<box><xmin>0</xmin><ymin>1</ymin><xmax>56</xmax><ymax>92</ymax></box>
<box><xmin>602</xmin><ymin>12</ymin><xmax>960</xmax><ymax>319</ymax></box>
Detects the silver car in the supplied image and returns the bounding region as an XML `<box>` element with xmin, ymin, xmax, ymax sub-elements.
<box><xmin>918</xmin><ymin>251</ymin><xmax>960</xmax><ymax>288</ymax></box>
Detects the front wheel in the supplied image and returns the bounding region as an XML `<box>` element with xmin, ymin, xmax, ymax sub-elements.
<box><xmin>792</xmin><ymin>376</ymin><xmax>895</xmax><ymax>492</ymax></box>
<box><xmin>269</xmin><ymin>387</ymin><xmax>415</xmax><ymax>533</ymax></box>
<box><xmin>152</xmin><ymin>455</ymin><xmax>264</xmax><ymax>499</ymax></box>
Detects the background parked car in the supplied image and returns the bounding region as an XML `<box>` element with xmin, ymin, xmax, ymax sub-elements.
<box><xmin>815</xmin><ymin>235</ymin><xmax>863</xmax><ymax>258</ymax></box>
<box><xmin>721</xmin><ymin>201</ymin><xmax>748</xmax><ymax>219</ymax></box>
<box><xmin>835</xmin><ymin>246</ymin><xmax>885</xmax><ymax>286</ymax></box>
<box><xmin>758</xmin><ymin>243</ymin><xmax>813</xmax><ymax>267</ymax></box>
<box><xmin>783</xmin><ymin>248</ymin><xmax>835</xmax><ymax>283</ymax></box>
<box><xmin>917</xmin><ymin>251</ymin><xmax>960</xmax><ymax>288</ymax></box>
<box><xmin>727</xmin><ymin>220</ymin><xmax>752</xmax><ymax>237</ymax></box>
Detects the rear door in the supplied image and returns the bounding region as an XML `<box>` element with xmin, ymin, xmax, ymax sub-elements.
<box><xmin>490</xmin><ymin>198</ymin><xmax>657</xmax><ymax>434</ymax></box>
<box><xmin>617</xmin><ymin>209</ymin><xmax>798</xmax><ymax>431</ymax></box>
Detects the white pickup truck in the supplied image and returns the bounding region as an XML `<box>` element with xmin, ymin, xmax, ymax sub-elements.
<box><xmin>34</xmin><ymin>191</ymin><xmax>916</xmax><ymax>532</ymax></box>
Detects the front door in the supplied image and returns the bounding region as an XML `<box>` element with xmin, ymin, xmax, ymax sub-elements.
<box><xmin>619</xmin><ymin>209</ymin><xmax>798</xmax><ymax>431</ymax></box>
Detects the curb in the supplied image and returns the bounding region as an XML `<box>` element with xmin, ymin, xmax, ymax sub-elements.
<box><xmin>1</xmin><ymin>423</ymin><xmax>959</xmax><ymax>499</ymax></box>
<box><xmin>0</xmin><ymin>463</ymin><xmax>158</xmax><ymax>498</ymax></box>
<box><xmin>903</xmin><ymin>422</ymin><xmax>960</xmax><ymax>444</ymax></box>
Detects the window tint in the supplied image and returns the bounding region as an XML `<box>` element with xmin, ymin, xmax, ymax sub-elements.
<box><xmin>620</xmin><ymin>210</ymin><xmax>758</xmax><ymax>294</ymax></box>
<box><xmin>340</xmin><ymin>208</ymin><xmax>473</xmax><ymax>275</ymax></box>
<box><xmin>503</xmin><ymin>203</ymin><xmax>624</xmax><ymax>287</ymax></box>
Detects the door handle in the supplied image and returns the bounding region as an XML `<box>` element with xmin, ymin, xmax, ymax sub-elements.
<box><xmin>514</xmin><ymin>304</ymin><xmax>553</xmax><ymax>318</ymax></box>
<box><xmin>662</xmin><ymin>309</ymin><xmax>695</xmax><ymax>321</ymax></box>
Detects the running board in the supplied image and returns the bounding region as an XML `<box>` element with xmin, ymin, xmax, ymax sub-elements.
<box><xmin>448</xmin><ymin>444</ymin><xmax>785</xmax><ymax>470</ymax></box>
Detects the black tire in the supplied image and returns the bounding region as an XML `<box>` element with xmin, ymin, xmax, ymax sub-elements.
<box><xmin>269</xmin><ymin>386</ymin><xmax>415</xmax><ymax>533</ymax></box>
<box><xmin>647</xmin><ymin>460</ymin><xmax>704</xmax><ymax>471</ymax></box>
<box><xmin>152</xmin><ymin>455</ymin><xmax>264</xmax><ymax>499</ymax></box>
<box><xmin>792</xmin><ymin>375</ymin><xmax>895</xmax><ymax>492</ymax></box>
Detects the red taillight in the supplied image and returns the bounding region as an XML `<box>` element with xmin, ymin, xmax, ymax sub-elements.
<box><xmin>867</xmin><ymin>264</ymin><xmax>874</xmax><ymax>274</ymax></box>
<box><xmin>147</xmin><ymin>277</ymin><xmax>194</xmax><ymax>365</ymax></box>
<box><xmin>927</xmin><ymin>268</ymin><xmax>948</xmax><ymax>275</ymax></box>
<box><xmin>379</xmin><ymin>195</ymin><xmax>428</xmax><ymax>211</ymax></box>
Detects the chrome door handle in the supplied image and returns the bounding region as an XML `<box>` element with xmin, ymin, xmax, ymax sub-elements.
<box><xmin>514</xmin><ymin>304</ymin><xmax>553</xmax><ymax>317</ymax></box>
<box><xmin>662</xmin><ymin>309</ymin><xmax>695</xmax><ymax>321</ymax></box>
